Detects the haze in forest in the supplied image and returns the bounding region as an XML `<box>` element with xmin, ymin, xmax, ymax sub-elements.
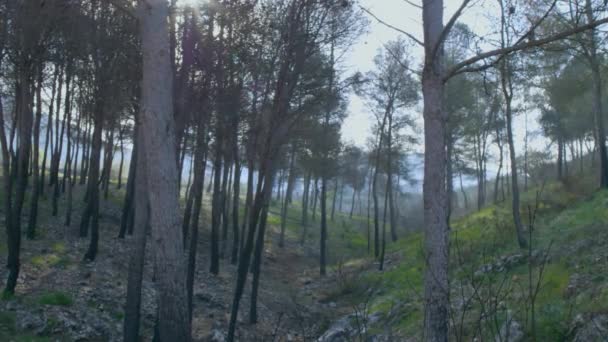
<box><xmin>1</xmin><ymin>0</ymin><xmax>608</xmax><ymax>341</ymax></box>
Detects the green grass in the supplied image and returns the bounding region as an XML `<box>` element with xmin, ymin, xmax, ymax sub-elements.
<box><xmin>37</xmin><ymin>291</ymin><xmax>73</xmax><ymax>306</ymax></box>
<box><xmin>335</xmin><ymin>179</ymin><xmax>608</xmax><ymax>339</ymax></box>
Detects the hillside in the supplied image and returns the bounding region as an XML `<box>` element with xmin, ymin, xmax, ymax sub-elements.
<box><xmin>0</xmin><ymin>173</ymin><xmax>607</xmax><ymax>341</ymax></box>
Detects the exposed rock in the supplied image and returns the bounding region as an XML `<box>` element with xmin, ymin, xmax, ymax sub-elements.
<box><xmin>15</xmin><ymin>309</ymin><xmax>46</xmax><ymax>335</ymax></box>
<box><xmin>207</xmin><ymin>328</ymin><xmax>227</xmax><ymax>342</ymax></box>
<box><xmin>316</xmin><ymin>311</ymin><xmax>383</xmax><ymax>342</ymax></box>
<box><xmin>495</xmin><ymin>318</ymin><xmax>524</xmax><ymax>342</ymax></box>
<box><xmin>475</xmin><ymin>253</ymin><xmax>526</xmax><ymax>277</ymax></box>
<box><xmin>573</xmin><ymin>314</ymin><xmax>608</xmax><ymax>342</ymax></box>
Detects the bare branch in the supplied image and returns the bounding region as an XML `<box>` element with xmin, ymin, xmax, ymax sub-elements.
<box><xmin>433</xmin><ymin>0</ymin><xmax>473</xmax><ymax>61</ymax></box>
<box><xmin>359</xmin><ymin>6</ymin><xmax>424</xmax><ymax>47</ymax></box>
<box><xmin>382</xmin><ymin>42</ymin><xmax>422</xmax><ymax>77</ymax></box>
<box><xmin>402</xmin><ymin>0</ymin><xmax>422</xmax><ymax>10</ymax></box>
<box><xmin>445</xmin><ymin>14</ymin><xmax>608</xmax><ymax>80</ymax></box>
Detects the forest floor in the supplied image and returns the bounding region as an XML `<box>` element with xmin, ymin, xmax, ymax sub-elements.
<box><xmin>0</xmin><ymin>183</ymin><xmax>368</xmax><ymax>342</ymax></box>
<box><xmin>2</xmin><ymin>173</ymin><xmax>608</xmax><ymax>341</ymax></box>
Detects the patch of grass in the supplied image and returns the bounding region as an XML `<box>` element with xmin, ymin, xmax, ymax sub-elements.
<box><xmin>0</xmin><ymin>311</ymin><xmax>16</xmax><ymax>335</ymax></box>
<box><xmin>37</xmin><ymin>291</ymin><xmax>73</xmax><ymax>306</ymax></box>
<box><xmin>31</xmin><ymin>252</ymin><xmax>70</xmax><ymax>270</ymax></box>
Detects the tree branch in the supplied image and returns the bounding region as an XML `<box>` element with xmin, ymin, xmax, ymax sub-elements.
<box><xmin>432</xmin><ymin>0</ymin><xmax>473</xmax><ymax>61</ymax></box>
<box><xmin>360</xmin><ymin>6</ymin><xmax>424</xmax><ymax>47</ymax></box>
<box><xmin>402</xmin><ymin>0</ymin><xmax>422</xmax><ymax>10</ymax></box>
<box><xmin>446</xmin><ymin>14</ymin><xmax>608</xmax><ymax>80</ymax></box>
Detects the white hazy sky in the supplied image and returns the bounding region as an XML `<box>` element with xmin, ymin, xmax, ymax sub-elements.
<box><xmin>341</xmin><ymin>0</ymin><xmax>547</xmax><ymax>160</ymax></box>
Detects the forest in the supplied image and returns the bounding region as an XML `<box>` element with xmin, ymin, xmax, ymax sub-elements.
<box><xmin>1</xmin><ymin>0</ymin><xmax>608</xmax><ymax>341</ymax></box>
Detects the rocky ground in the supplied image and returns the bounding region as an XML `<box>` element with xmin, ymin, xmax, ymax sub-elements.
<box><xmin>0</xmin><ymin>185</ymin><xmax>368</xmax><ymax>342</ymax></box>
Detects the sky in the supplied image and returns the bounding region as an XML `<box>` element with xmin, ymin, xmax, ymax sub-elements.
<box><xmin>341</xmin><ymin>0</ymin><xmax>547</xmax><ymax>160</ymax></box>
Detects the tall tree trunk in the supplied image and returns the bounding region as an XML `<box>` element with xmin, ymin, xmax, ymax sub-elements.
<box><xmin>320</xmin><ymin>175</ymin><xmax>328</xmax><ymax>276</ymax></box>
<box><xmin>372</xmin><ymin>109</ymin><xmax>389</xmax><ymax>259</ymax></box>
<box><xmin>494</xmin><ymin>131</ymin><xmax>504</xmax><ymax>203</ymax></box>
<box><xmin>500</xmin><ymin>52</ymin><xmax>527</xmax><ymax>248</ymax></box>
<box><xmin>123</xmin><ymin>126</ymin><xmax>149</xmax><ymax>342</ymax></box>
<box><xmin>231</xmin><ymin>161</ymin><xmax>241</xmax><ymax>264</ymax></box>
<box><xmin>240</xmin><ymin>164</ymin><xmax>254</xmax><ymax>254</ymax></box>
<box><xmin>119</xmin><ymin>139</ymin><xmax>137</xmax><ymax>238</ymax></box>
<box><xmin>585</xmin><ymin>0</ymin><xmax>608</xmax><ymax>188</ymax></box>
<box><xmin>421</xmin><ymin>1</ymin><xmax>450</xmax><ymax>339</ymax></box>
<box><xmin>227</xmin><ymin>160</ymin><xmax>274</xmax><ymax>341</ymax></box>
<box><xmin>279</xmin><ymin>146</ymin><xmax>296</xmax><ymax>248</ymax></box>
<box><xmin>139</xmin><ymin>1</ymin><xmax>191</xmax><ymax>339</ymax></box>
<box><xmin>311</xmin><ymin>177</ymin><xmax>318</xmax><ymax>221</ymax></box>
<box><xmin>210</xmin><ymin>140</ymin><xmax>222</xmax><ymax>275</ymax></box>
<box><xmin>4</xmin><ymin>67</ymin><xmax>33</xmax><ymax>295</ymax></box>
<box><xmin>186</xmin><ymin>120</ymin><xmax>208</xmax><ymax>321</ymax></box>
<box><xmin>80</xmin><ymin>120</ymin><xmax>91</xmax><ymax>185</ymax></box>
<box><xmin>379</xmin><ymin>179</ymin><xmax>390</xmax><ymax>271</ymax></box>
<box><xmin>117</xmin><ymin>126</ymin><xmax>125</xmax><ymax>189</ymax></box>
<box><xmin>27</xmin><ymin>66</ymin><xmax>43</xmax><ymax>239</ymax></box>
<box><xmin>52</xmin><ymin>65</ymin><xmax>70</xmax><ymax>216</ymax></box>
<box><xmin>330</xmin><ymin>178</ymin><xmax>338</xmax><ymax>221</ymax></box>
<box><xmin>40</xmin><ymin>65</ymin><xmax>59</xmax><ymax>196</ymax></box>
<box><xmin>81</xmin><ymin>100</ymin><xmax>104</xmax><ymax>260</ymax></box>
<box><xmin>300</xmin><ymin>170</ymin><xmax>311</xmax><ymax>244</ymax></box>
<box><xmin>250</xmin><ymin>191</ymin><xmax>271</xmax><ymax>323</ymax></box>
<box><xmin>220</xmin><ymin>160</ymin><xmax>231</xmax><ymax>259</ymax></box>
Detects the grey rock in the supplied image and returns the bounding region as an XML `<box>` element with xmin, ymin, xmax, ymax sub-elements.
<box><xmin>573</xmin><ymin>314</ymin><xmax>608</xmax><ymax>342</ymax></box>
<box><xmin>207</xmin><ymin>328</ymin><xmax>227</xmax><ymax>342</ymax></box>
<box><xmin>15</xmin><ymin>310</ymin><xmax>46</xmax><ymax>335</ymax></box>
<box><xmin>495</xmin><ymin>318</ymin><xmax>524</xmax><ymax>342</ymax></box>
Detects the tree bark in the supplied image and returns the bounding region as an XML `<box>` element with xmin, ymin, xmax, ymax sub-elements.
<box><xmin>421</xmin><ymin>1</ymin><xmax>450</xmax><ymax>339</ymax></box>
<box><xmin>27</xmin><ymin>66</ymin><xmax>43</xmax><ymax>239</ymax></box>
<box><xmin>123</xmin><ymin>126</ymin><xmax>149</xmax><ymax>342</ymax></box>
<box><xmin>138</xmin><ymin>1</ymin><xmax>191</xmax><ymax>339</ymax></box>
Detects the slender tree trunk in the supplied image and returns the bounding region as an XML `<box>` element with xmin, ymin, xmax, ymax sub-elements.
<box><xmin>80</xmin><ymin>120</ymin><xmax>91</xmax><ymax>185</ymax></box>
<box><xmin>240</xmin><ymin>163</ymin><xmax>254</xmax><ymax>254</ymax></box>
<box><xmin>119</xmin><ymin>138</ymin><xmax>137</xmax><ymax>238</ymax></box>
<box><xmin>52</xmin><ymin>65</ymin><xmax>70</xmax><ymax>216</ymax></box>
<box><xmin>330</xmin><ymin>178</ymin><xmax>338</xmax><ymax>220</ymax></box>
<box><xmin>27</xmin><ymin>66</ymin><xmax>43</xmax><ymax>239</ymax></box>
<box><xmin>300</xmin><ymin>170</ymin><xmax>311</xmax><ymax>244</ymax></box>
<box><xmin>231</xmin><ymin>161</ymin><xmax>241</xmax><ymax>264</ymax></box>
<box><xmin>220</xmin><ymin>160</ymin><xmax>231</xmax><ymax>259</ymax></box>
<box><xmin>81</xmin><ymin>100</ymin><xmax>104</xmax><ymax>260</ymax></box>
<box><xmin>311</xmin><ymin>177</ymin><xmax>318</xmax><ymax>221</ymax></box>
<box><xmin>4</xmin><ymin>67</ymin><xmax>33</xmax><ymax>295</ymax></box>
<box><xmin>279</xmin><ymin>146</ymin><xmax>296</xmax><ymax>248</ymax></box>
<box><xmin>501</xmin><ymin>57</ymin><xmax>527</xmax><ymax>248</ymax></box>
<box><xmin>186</xmin><ymin>120</ymin><xmax>208</xmax><ymax>321</ymax></box>
<box><xmin>40</xmin><ymin>65</ymin><xmax>59</xmax><ymax>196</ymax></box>
<box><xmin>117</xmin><ymin>127</ymin><xmax>125</xmax><ymax>189</ymax></box>
<box><xmin>123</xmin><ymin>127</ymin><xmax>149</xmax><ymax>342</ymax></box>
<box><xmin>210</xmin><ymin>142</ymin><xmax>222</xmax><ymax>274</ymax></box>
<box><xmin>227</xmin><ymin>159</ymin><xmax>275</xmax><ymax>341</ymax></box>
<box><xmin>379</xmin><ymin>179</ymin><xmax>389</xmax><ymax>271</ymax></box>
<box><xmin>250</xmin><ymin>191</ymin><xmax>271</xmax><ymax>323</ymax></box>
<box><xmin>372</xmin><ymin>108</ymin><xmax>389</xmax><ymax>259</ymax></box>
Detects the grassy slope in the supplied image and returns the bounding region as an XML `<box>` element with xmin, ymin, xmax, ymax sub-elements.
<box><xmin>310</xmin><ymin>178</ymin><xmax>608</xmax><ymax>340</ymax></box>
